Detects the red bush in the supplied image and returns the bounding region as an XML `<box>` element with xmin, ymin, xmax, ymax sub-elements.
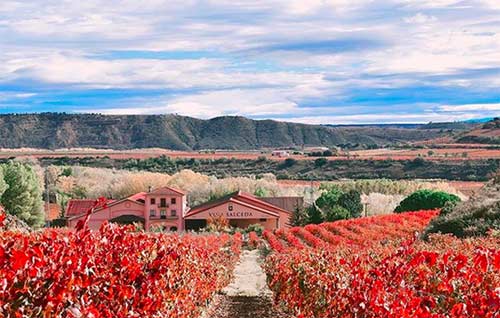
<box><xmin>263</xmin><ymin>210</ymin><xmax>500</xmax><ymax>317</ymax></box>
<box><xmin>0</xmin><ymin>221</ymin><xmax>240</xmax><ymax>317</ymax></box>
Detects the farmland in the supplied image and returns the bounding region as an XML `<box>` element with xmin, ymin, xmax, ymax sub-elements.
<box><xmin>1</xmin><ymin>145</ymin><xmax>500</xmax><ymax>162</ymax></box>
<box><xmin>1</xmin><ymin>149</ymin><xmax>498</xmax><ymax>182</ymax></box>
<box><xmin>261</xmin><ymin>211</ymin><xmax>500</xmax><ymax>317</ymax></box>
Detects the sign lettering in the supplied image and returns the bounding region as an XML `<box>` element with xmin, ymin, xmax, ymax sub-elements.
<box><xmin>208</xmin><ymin>211</ymin><xmax>254</xmax><ymax>218</ymax></box>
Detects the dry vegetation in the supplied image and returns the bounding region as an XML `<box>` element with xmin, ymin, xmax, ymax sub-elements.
<box><xmin>40</xmin><ymin>164</ymin><xmax>474</xmax><ymax>217</ymax></box>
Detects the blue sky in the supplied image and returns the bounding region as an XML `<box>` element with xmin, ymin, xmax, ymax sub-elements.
<box><xmin>0</xmin><ymin>0</ymin><xmax>499</xmax><ymax>124</ymax></box>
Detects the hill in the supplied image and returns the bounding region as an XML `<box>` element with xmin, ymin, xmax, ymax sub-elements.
<box><xmin>0</xmin><ymin>113</ymin><xmax>460</xmax><ymax>150</ymax></box>
<box><xmin>455</xmin><ymin>118</ymin><xmax>500</xmax><ymax>144</ymax></box>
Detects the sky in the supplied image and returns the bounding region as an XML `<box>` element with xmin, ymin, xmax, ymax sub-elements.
<box><xmin>0</xmin><ymin>0</ymin><xmax>500</xmax><ymax>124</ymax></box>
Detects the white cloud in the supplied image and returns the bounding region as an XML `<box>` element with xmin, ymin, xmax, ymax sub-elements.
<box><xmin>404</xmin><ymin>13</ymin><xmax>437</xmax><ymax>24</ymax></box>
<box><xmin>1</xmin><ymin>0</ymin><xmax>500</xmax><ymax>123</ymax></box>
<box><xmin>439</xmin><ymin>103</ymin><xmax>500</xmax><ymax>112</ymax></box>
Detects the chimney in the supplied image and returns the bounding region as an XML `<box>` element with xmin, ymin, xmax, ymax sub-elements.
<box><xmin>148</xmin><ymin>186</ymin><xmax>153</xmax><ymax>193</ymax></box>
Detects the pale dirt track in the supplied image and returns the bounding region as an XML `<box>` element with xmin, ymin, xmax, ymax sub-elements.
<box><xmin>201</xmin><ymin>249</ymin><xmax>290</xmax><ymax>318</ymax></box>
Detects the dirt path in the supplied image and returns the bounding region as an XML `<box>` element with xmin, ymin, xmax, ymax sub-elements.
<box><xmin>201</xmin><ymin>249</ymin><xmax>290</xmax><ymax>318</ymax></box>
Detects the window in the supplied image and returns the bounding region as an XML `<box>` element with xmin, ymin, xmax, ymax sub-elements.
<box><xmin>228</xmin><ymin>204</ymin><xmax>233</xmax><ymax>211</ymax></box>
<box><xmin>150</xmin><ymin>198</ymin><xmax>156</xmax><ymax>205</ymax></box>
<box><xmin>171</xmin><ymin>198</ymin><xmax>176</xmax><ymax>204</ymax></box>
<box><xmin>160</xmin><ymin>198</ymin><xmax>167</xmax><ymax>207</ymax></box>
<box><xmin>150</xmin><ymin>209</ymin><xmax>156</xmax><ymax>217</ymax></box>
<box><xmin>160</xmin><ymin>210</ymin><xmax>166</xmax><ymax>219</ymax></box>
<box><xmin>171</xmin><ymin>209</ymin><xmax>177</xmax><ymax>217</ymax></box>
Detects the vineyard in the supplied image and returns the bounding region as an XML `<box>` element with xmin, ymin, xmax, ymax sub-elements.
<box><xmin>1</xmin><ymin>208</ymin><xmax>499</xmax><ymax>317</ymax></box>
<box><xmin>261</xmin><ymin>211</ymin><xmax>500</xmax><ymax>318</ymax></box>
<box><xmin>0</xmin><ymin>211</ymin><xmax>242</xmax><ymax>317</ymax></box>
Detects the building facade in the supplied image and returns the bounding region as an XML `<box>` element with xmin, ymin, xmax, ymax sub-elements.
<box><xmin>66</xmin><ymin>187</ymin><xmax>294</xmax><ymax>231</ymax></box>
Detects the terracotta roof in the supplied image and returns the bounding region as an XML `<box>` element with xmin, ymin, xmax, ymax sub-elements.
<box><xmin>67</xmin><ymin>198</ymin><xmax>144</xmax><ymax>221</ymax></box>
<box><xmin>128</xmin><ymin>192</ymin><xmax>147</xmax><ymax>202</ymax></box>
<box><xmin>65</xmin><ymin>199</ymin><xmax>98</xmax><ymax>217</ymax></box>
<box><xmin>185</xmin><ymin>191</ymin><xmax>290</xmax><ymax>218</ymax></box>
<box><xmin>148</xmin><ymin>186</ymin><xmax>186</xmax><ymax>196</ymax></box>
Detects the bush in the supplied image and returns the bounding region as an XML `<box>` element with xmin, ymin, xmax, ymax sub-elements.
<box><xmin>395</xmin><ymin>189</ymin><xmax>461</xmax><ymax>213</ymax></box>
<box><xmin>324</xmin><ymin>205</ymin><xmax>350</xmax><ymax>221</ymax></box>
<box><xmin>246</xmin><ymin>223</ymin><xmax>264</xmax><ymax>236</ymax></box>
<box><xmin>424</xmin><ymin>175</ymin><xmax>500</xmax><ymax>239</ymax></box>
<box><xmin>314</xmin><ymin>158</ymin><xmax>328</xmax><ymax>168</ymax></box>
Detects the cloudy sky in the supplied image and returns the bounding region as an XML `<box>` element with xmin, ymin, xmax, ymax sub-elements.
<box><xmin>1</xmin><ymin>0</ymin><xmax>500</xmax><ymax>124</ymax></box>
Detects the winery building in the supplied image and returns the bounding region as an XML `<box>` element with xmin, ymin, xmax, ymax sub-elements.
<box><xmin>66</xmin><ymin>187</ymin><xmax>298</xmax><ymax>231</ymax></box>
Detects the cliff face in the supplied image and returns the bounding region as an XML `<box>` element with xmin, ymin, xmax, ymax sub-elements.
<box><xmin>0</xmin><ymin>113</ymin><xmax>449</xmax><ymax>150</ymax></box>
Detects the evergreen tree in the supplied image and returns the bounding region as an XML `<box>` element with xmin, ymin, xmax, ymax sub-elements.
<box><xmin>307</xmin><ymin>205</ymin><xmax>324</xmax><ymax>224</ymax></box>
<box><xmin>1</xmin><ymin>161</ymin><xmax>44</xmax><ymax>228</ymax></box>
<box><xmin>291</xmin><ymin>206</ymin><xmax>309</xmax><ymax>226</ymax></box>
<box><xmin>0</xmin><ymin>169</ymin><xmax>7</xmax><ymax>198</ymax></box>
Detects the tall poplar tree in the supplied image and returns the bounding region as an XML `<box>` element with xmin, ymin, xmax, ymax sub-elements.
<box><xmin>1</xmin><ymin>161</ymin><xmax>44</xmax><ymax>228</ymax></box>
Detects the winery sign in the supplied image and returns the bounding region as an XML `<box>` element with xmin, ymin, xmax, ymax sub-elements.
<box><xmin>208</xmin><ymin>211</ymin><xmax>254</xmax><ymax>218</ymax></box>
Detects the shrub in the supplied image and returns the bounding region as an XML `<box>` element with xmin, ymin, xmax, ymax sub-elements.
<box><xmin>424</xmin><ymin>176</ymin><xmax>500</xmax><ymax>238</ymax></box>
<box><xmin>395</xmin><ymin>189</ymin><xmax>461</xmax><ymax>213</ymax></box>
<box><xmin>246</xmin><ymin>223</ymin><xmax>264</xmax><ymax>236</ymax></box>
<box><xmin>324</xmin><ymin>205</ymin><xmax>350</xmax><ymax>221</ymax></box>
<box><xmin>314</xmin><ymin>158</ymin><xmax>328</xmax><ymax>167</ymax></box>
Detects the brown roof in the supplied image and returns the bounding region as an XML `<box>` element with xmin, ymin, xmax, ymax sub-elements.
<box><xmin>260</xmin><ymin>197</ymin><xmax>304</xmax><ymax>213</ymax></box>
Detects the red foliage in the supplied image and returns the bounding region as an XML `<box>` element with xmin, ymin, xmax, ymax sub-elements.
<box><xmin>0</xmin><ymin>200</ymin><xmax>241</xmax><ymax>318</ymax></box>
<box><xmin>263</xmin><ymin>210</ymin><xmax>500</xmax><ymax>317</ymax></box>
<box><xmin>248</xmin><ymin>231</ymin><xmax>260</xmax><ymax>249</ymax></box>
<box><xmin>263</xmin><ymin>230</ymin><xmax>285</xmax><ymax>253</ymax></box>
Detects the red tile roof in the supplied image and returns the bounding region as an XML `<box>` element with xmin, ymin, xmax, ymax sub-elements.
<box><xmin>65</xmin><ymin>199</ymin><xmax>97</xmax><ymax>217</ymax></box>
<box><xmin>127</xmin><ymin>192</ymin><xmax>147</xmax><ymax>202</ymax></box>
<box><xmin>185</xmin><ymin>191</ymin><xmax>290</xmax><ymax>218</ymax></box>
<box><xmin>149</xmin><ymin>186</ymin><xmax>186</xmax><ymax>196</ymax></box>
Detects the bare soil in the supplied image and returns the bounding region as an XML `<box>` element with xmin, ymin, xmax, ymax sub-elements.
<box><xmin>200</xmin><ymin>250</ymin><xmax>290</xmax><ymax>318</ymax></box>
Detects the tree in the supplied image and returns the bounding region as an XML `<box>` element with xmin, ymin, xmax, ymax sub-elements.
<box><xmin>291</xmin><ymin>206</ymin><xmax>309</xmax><ymax>226</ymax></box>
<box><xmin>338</xmin><ymin>190</ymin><xmax>363</xmax><ymax>218</ymax></box>
<box><xmin>0</xmin><ymin>169</ymin><xmax>7</xmax><ymax>199</ymax></box>
<box><xmin>316</xmin><ymin>185</ymin><xmax>343</xmax><ymax>209</ymax></box>
<box><xmin>254</xmin><ymin>187</ymin><xmax>267</xmax><ymax>197</ymax></box>
<box><xmin>307</xmin><ymin>205</ymin><xmax>324</xmax><ymax>224</ymax></box>
<box><xmin>324</xmin><ymin>205</ymin><xmax>350</xmax><ymax>222</ymax></box>
<box><xmin>1</xmin><ymin>161</ymin><xmax>45</xmax><ymax>228</ymax></box>
<box><xmin>395</xmin><ymin>189</ymin><xmax>461</xmax><ymax>213</ymax></box>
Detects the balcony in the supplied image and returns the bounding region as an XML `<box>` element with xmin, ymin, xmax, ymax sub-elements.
<box><xmin>150</xmin><ymin>215</ymin><xmax>179</xmax><ymax>220</ymax></box>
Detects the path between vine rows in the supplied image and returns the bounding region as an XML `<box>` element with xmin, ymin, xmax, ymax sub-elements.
<box><xmin>201</xmin><ymin>249</ymin><xmax>290</xmax><ymax>318</ymax></box>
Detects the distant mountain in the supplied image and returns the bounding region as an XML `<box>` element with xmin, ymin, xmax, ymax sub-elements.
<box><xmin>462</xmin><ymin>117</ymin><xmax>496</xmax><ymax>123</ymax></box>
<box><xmin>0</xmin><ymin>113</ymin><xmax>468</xmax><ymax>150</ymax></box>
